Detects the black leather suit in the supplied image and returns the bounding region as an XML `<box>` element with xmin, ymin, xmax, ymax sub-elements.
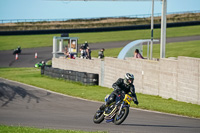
<box><xmin>106</xmin><ymin>78</ymin><xmax>138</xmax><ymax>105</ymax></box>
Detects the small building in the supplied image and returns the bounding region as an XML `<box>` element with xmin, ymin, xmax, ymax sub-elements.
<box><xmin>52</xmin><ymin>36</ymin><xmax>78</xmax><ymax>58</ymax></box>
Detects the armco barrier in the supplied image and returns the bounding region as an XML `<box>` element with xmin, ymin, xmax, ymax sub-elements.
<box><xmin>42</xmin><ymin>66</ymin><xmax>99</xmax><ymax>85</ymax></box>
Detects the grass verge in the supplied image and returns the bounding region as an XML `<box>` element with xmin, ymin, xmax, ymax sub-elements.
<box><xmin>91</xmin><ymin>40</ymin><xmax>200</xmax><ymax>58</ymax></box>
<box><xmin>0</xmin><ymin>125</ymin><xmax>106</xmax><ymax>133</ymax></box>
<box><xmin>0</xmin><ymin>25</ymin><xmax>200</xmax><ymax>51</ymax></box>
<box><xmin>0</xmin><ymin>67</ymin><xmax>200</xmax><ymax>118</ymax></box>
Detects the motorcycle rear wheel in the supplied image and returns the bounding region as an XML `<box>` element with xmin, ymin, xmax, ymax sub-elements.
<box><xmin>93</xmin><ymin>110</ymin><xmax>104</xmax><ymax>124</ymax></box>
<box><xmin>114</xmin><ymin>106</ymin><xmax>129</xmax><ymax>125</ymax></box>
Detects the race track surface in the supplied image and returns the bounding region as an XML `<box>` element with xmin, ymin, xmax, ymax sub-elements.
<box><xmin>0</xmin><ymin>35</ymin><xmax>200</xmax><ymax>67</ymax></box>
<box><xmin>0</xmin><ymin>78</ymin><xmax>200</xmax><ymax>133</ymax></box>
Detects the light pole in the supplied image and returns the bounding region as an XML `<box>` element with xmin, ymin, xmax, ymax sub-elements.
<box><xmin>160</xmin><ymin>0</ymin><xmax>167</xmax><ymax>58</ymax></box>
<box><xmin>150</xmin><ymin>0</ymin><xmax>154</xmax><ymax>60</ymax></box>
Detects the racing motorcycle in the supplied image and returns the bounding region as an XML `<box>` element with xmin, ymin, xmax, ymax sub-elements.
<box><xmin>13</xmin><ymin>46</ymin><xmax>21</xmax><ymax>55</ymax></box>
<box><xmin>93</xmin><ymin>93</ymin><xmax>133</xmax><ymax>125</ymax></box>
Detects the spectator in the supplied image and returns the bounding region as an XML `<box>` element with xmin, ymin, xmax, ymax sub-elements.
<box><xmin>86</xmin><ymin>47</ymin><xmax>91</xmax><ymax>60</ymax></box>
<box><xmin>69</xmin><ymin>53</ymin><xmax>75</xmax><ymax>59</ymax></box>
<box><xmin>134</xmin><ymin>49</ymin><xmax>144</xmax><ymax>59</ymax></box>
<box><xmin>80</xmin><ymin>47</ymin><xmax>86</xmax><ymax>59</ymax></box>
<box><xmin>84</xmin><ymin>41</ymin><xmax>89</xmax><ymax>49</ymax></box>
<box><xmin>64</xmin><ymin>46</ymin><xmax>69</xmax><ymax>58</ymax></box>
<box><xmin>98</xmin><ymin>48</ymin><xmax>105</xmax><ymax>59</ymax></box>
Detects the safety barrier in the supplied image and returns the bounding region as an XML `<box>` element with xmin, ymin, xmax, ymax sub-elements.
<box><xmin>42</xmin><ymin>66</ymin><xmax>99</xmax><ymax>85</ymax></box>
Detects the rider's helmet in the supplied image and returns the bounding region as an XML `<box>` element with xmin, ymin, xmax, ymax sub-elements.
<box><xmin>124</xmin><ymin>73</ymin><xmax>134</xmax><ymax>85</ymax></box>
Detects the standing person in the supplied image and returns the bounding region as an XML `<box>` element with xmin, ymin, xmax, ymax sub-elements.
<box><xmin>84</xmin><ymin>41</ymin><xmax>89</xmax><ymax>49</ymax></box>
<box><xmin>86</xmin><ymin>47</ymin><xmax>91</xmax><ymax>60</ymax></box>
<box><xmin>64</xmin><ymin>46</ymin><xmax>69</xmax><ymax>58</ymax></box>
<box><xmin>98</xmin><ymin>48</ymin><xmax>105</xmax><ymax>59</ymax></box>
<box><xmin>80</xmin><ymin>46</ymin><xmax>86</xmax><ymax>59</ymax></box>
<box><xmin>99</xmin><ymin>73</ymin><xmax>139</xmax><ymax>111</ymax></box>
<box><xmin>134</xmin><ymin>49</ymin><xmax>144</xmax><ymax>59</ymax></box>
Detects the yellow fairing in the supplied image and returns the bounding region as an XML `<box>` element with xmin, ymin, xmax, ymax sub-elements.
<box><xmin>123</xmin><ymin>94</ymin><xmax>132</xmax><ymax>105</ymax></box>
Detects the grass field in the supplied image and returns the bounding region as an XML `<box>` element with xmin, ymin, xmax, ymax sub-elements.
<box><xmin>91</xmin><ymin>40</ymin><xmax>200</xmax><ymax>58</ymax></box>
<box><xmin>0</xmin><ymin>67</ymin><xmax>200</xmax><ymax>118</ymax></box>
<box><xmin>0</xmin><ymin>125</ymin><xmax>106</xmax><ymax>133</ymax></box>
<box><xmin>0</xmin><ymin>25</ymin><xmax>200</xmax><ymax>51</ymax></box>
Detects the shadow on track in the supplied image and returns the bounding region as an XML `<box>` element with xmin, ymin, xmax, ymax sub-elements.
<box><xmin>0</xmin><ymin>83</ymin><xmax>42</xmax><ymax>107</ymax></box>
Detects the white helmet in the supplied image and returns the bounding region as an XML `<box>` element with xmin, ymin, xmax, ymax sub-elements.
<box><xmin>124</xmin><ymin>73</ymin><xmax>134</xmax><ymax>85</ymax></box>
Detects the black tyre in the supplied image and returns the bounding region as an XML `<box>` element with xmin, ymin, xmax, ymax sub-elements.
<box><xmin>114</xmin><ymin>106</ymin><xmax>129</xmax><ymax>125</ymax></box>
<box><xmin>85</xmin><ymin>73</ymin><xmax>99</xmax><ymax>85</ymax></box>
<box><xmin>93</xmin><ymin>110</ymin><xmax>104</xmax><ymax>124</ymax></box>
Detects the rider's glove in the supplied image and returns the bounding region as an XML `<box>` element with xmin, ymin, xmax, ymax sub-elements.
<box><xmin>134</xmin><ymin>100</ymin><xmax>139</xmax><ymax>105</ymax></box>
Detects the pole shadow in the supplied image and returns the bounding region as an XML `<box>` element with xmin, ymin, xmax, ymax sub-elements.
<box><xmin>0</xmin><ymin>82</ymin><xmax>49</xmax><ymax>107</ymax></box>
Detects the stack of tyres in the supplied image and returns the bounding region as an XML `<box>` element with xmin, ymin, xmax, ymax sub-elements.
<box><xmin>59</xmin><ymin>69</ymin><xmax>65</xmax><ymax>79</ymax></box>
<box><xmin>63</xmin><ymin>70</ymin><xmax>70</xmax><ymax>80</ymax></box>
<box><xmin>90</xmin><ymin>73</ymin><xmax>99</xmax><ymax>85</ymax></box>
<box><xmin>78</xmin><ymin>72</ymin><xmax>87</xmax><ymax>83</ymax></box>
<box><xmin>53</xmin><ymin>68</ymin><xmax>63</xmax><ymax>78</ymax></box>
<box><xmin>44</xmin><ymin>66</ymin><xmax>53</xmax><ymax>76</ymax></box>
<box><xmin>48</xmin><ymin>67</ymin><xmax>54</xmax><ymax>77</ymax></box>
<box><xmin>52</xmin><ymin>68</ymin><xmax>58</xmax><ymax>78</ymax></box>
<box><xmin>82</xmin><ymin>73</ymin><xmax>99</xmax><ymax>85</ymax></box>
<box><xmin>69</xmin><ymin>71</ymin><xmax>77</xmax><ymax>82</ymax></box>
<box><xmin>41</xmin><ymin>67</ymin><xmax>99</xmax><ymax>85</ymax></box>
<box><xmin>43</xmin><ymin>66</ymin><xmax>48</xmax><ymax>75</ymax></box>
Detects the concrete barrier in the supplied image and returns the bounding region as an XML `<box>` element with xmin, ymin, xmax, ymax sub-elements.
<box><xmin>52</xmin><ymin>56</ymin><xmax>200</xmax><ymax>105</ymax></box>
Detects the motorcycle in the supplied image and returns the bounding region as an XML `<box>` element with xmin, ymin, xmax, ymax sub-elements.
<box><xmin>13</xmin><ymin>47</ymin><xmax>21</xmax><ymax>55</ymax></box>
<box><xmin>93</xmin><ymin>93</ymin><xmax>133</xmax><ymax>125</ymax></box>
<box><xmin>34</xmin><ymin>61</ymin><xmax>45</xmax><ymax>68</ymax></box>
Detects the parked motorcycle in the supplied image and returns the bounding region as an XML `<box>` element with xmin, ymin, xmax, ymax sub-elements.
<box><xmin>34</xmin><ymin>61</ymin><xmax>45</xmax><ymax>68</ymax></box>
<box><xmin>93</xmin><ymin>93</ymin><xmax>133</xmax><ymax>125</ymax></box>
<box><xmin>13</xmin><ymin>46</ymin><xmax>21</xmax><ymax>55</ymax></box>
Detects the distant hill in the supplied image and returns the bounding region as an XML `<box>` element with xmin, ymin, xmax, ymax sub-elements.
<box><xmin>0</xmin><ymin>12</ymin><xmax>199</xmax><ymax>31</ymax></box>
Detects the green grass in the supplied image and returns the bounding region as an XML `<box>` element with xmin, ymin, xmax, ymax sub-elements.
<box><xmin>91</xmin><ymin>40</ymin><xmax>200</xmax><ymax>58</ymax></box>
<box><xmin>0</xmin><ymin>25</ymin><xmax>200</xmax><ymax>51</ymax></box>
<box><xmin>0</xmin><ymin>125</ymin><xmax>106</xmax><ymax>133</ymax></box>
<box><xmin>0</xmin><ymin>67</ymin><xmax>200</xmax><ymax>118</ymax></box>
<box><xmin>143</xmin><ymin>40</ymin><xmax>200</xmax><ymax>58</ymax></box>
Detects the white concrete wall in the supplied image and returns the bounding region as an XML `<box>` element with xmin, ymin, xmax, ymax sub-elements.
<box><xmin>52</xmin><ymin>56</ymin><xmax>200</xmax><ymax>105</ymax></box>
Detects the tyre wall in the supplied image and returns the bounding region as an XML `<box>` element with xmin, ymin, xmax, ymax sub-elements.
<box><xmin>42</xmin><ymin>66</ymin><xmax>99</xmax><ymax>85</ymax></box>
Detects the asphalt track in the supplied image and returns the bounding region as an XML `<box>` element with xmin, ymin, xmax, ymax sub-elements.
<box><xmin>0</xmin><ymin>78</ymin><xmax>200</xmax><ymax>133</ymax></box>
<box><xmin>0</xmin><ymin>35</ymin><xmax>200</xmax><ymax>67</ymax></box>
<box><xmin>0</xmin><ymin>36</ymin><xmax>200</xmax><ymax>132</ymax></box>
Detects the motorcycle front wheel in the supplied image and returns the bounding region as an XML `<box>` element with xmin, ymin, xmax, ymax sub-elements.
<box><xmin>93</xmin><ymin>110</ymin><xmax>104</xmax><ymax>124</ymax></box>
<box><xmin>114</xmin><ymin>106</ymin><xmax>129</xmax><ymax>125</ymax></box>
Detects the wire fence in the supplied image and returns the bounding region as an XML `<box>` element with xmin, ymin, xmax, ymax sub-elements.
<box><xmin>1</xmin><ymin>10</ymin><xmax>200</xmax><ymax>24</ymax></box>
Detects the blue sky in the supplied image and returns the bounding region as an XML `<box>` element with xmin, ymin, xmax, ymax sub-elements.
<box><xmin>0</xmin><ymin>0</ymin><xmax>200</xmax><ymax>20</ymax></box>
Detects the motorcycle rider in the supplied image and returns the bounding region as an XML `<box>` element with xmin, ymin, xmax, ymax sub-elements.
<box><xmin>99</xmin><ymin>73</ymin><xmax>139</xmax><ymax>111</ymax></box>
